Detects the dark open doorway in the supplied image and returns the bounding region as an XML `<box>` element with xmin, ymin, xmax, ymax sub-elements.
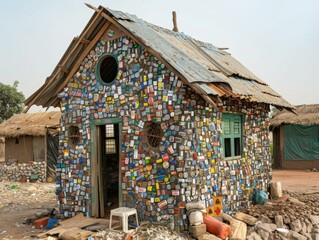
<box><xmin>99</xmin><ymin>123</ymin><xmax>120</xmax><ymax>217</ymax></box>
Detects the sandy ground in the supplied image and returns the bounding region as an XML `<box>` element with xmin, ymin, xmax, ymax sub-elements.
<box><xmin>272</xmin><ymin>169</ymin><xmax>319</xmax><ymax>193</ymax></box>
<box><xmin>0</xmin><ymin>182</ymin><xmax>57</xmax><ymax>239</ymax></box>
<box><xmin>0</xmin><ymin>170</ymin><xmax>318</xmax><ymax>239</ymax></box>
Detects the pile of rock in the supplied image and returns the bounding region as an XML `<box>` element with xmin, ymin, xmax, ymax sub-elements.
<box><xmin>243</xmin><ymin>191</ymin><xmax>319</xmax><ymax>240</ymax></box>
<box><xmin>185</xmin><ymin>189</ymin><xmax>319</xmax><ymax>240</ymax></box>
<box><xmin>0</xmin><ymin>162</ymin><xmax>46</xmax><ymax>182</ymax></box>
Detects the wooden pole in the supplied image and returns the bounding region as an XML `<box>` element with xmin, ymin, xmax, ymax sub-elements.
<box><xmin>172</xmin><ymin>11</ymin><xmax>178</xmax><ymax>32</ymax></box>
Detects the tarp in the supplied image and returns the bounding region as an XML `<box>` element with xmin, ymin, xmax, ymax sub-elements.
<box><xmin>284</xmin><ymin>124</ymin><xmax>319</xmax><ymax>160</ymax></box>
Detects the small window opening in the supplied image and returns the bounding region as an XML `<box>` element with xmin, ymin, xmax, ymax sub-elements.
<box><xmin>145</xmin><ymin>122</ymin><xmax>163</xmax><ymax>148</ymax></box>
<box><xmin>68</xmin><ymin>125</ymin><xmax>80</xmax><ymax>148</ymax></box>
<box><xmin>222</xmin><ymin>114</ymin><xmax>242</xmax><ymax>158</ymax></box>
<box><xmin>105</xmin><ymin>124</ymin><xmax>114</xmax><ymax>138</ymax></box>
<box><xmin>234</xmin><ymin>138</ymin><xmax>241</xmax><ymax>156</ymax></box>
<box><xmin>105</xmin><ymin>124</ymin><xmax>117</xmax><ymax>154</ymax></box>
<box><xmin>106</xmin><ymin>139</ymin><xmax>116</xmax><ymax>154</ymax></box>
<box><xmin>224</xmin><ymin>138</ymin><xmax>231</xmax><ymax>157</ymax></box>
<box><xmin>98</xmin><ymin>55</ymin><xmax>118</xmax><ymax>84</ymax></box>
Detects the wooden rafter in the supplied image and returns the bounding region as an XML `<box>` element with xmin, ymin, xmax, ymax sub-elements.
<box><xmin>58</xmin><ymin>65</ymin><xmax>69</xmax><ymax>74</ymax></box>
<box><xmin>24</xmin><ymin>9</ymin><xmax>103</xmax><ymax>113</ymax></box>
<box><xmin>74</xmin><ymin>37</ymin><xmax>91</xmax><ymax>45</ymax></box>
<box><xmin>53</xmin><ymin>21</ymin><xmax>111</xmax><ymax>97</ymax></box>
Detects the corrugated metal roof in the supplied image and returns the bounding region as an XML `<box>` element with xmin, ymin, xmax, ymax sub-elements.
<box><xmin>106</xmin><ymin>8</ymin><xmax>293</xmax><ymax>108</ymax></box>
<box><xmin>25</xmin><ymin>6</ymin><xmax>294</xmax><ymax>110</ymax></box>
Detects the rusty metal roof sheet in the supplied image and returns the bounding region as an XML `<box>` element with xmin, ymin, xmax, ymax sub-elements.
<box><xmin>106</xmin><ymin>8</ymin><xmax>293</xmax><ymax>108</ymax></box>
<box><xmin>25</xmin><ymin>6</ymin><xmax>294</xmax><ymax>110</ymax></box>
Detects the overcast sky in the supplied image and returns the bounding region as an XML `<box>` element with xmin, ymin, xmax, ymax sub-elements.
<box><xmin>1</xmin><ymin>0</ymin><xmax>318</xmax><ymax>112</ymax></box>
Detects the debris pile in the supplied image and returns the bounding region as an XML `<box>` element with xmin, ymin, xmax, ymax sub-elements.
<box><xmin>243</xmin><ymin>191</ymin><xmax>319</xmax><ymax>240</ymax></box>
<box><xmin>130</xmin><ymin>223</ymin><xmax>192</xmax><ymax>240</ymax></box>
<box><xmin>0</xmin><ymin>162</ymin><xmax>46</xmax><ymax>182</ymax></box>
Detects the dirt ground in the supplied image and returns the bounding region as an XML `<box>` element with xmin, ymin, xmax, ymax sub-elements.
<box><xmin>0</xmin><ymin>182</ymin><xmax>57</xmax><ymax>239</ymax></box>
<box><xmin>272</xmin><ymin>169</ymin><xmax>319</xmax><ymax>193</ymax></box>
<box><xmin>0</xmin><ymin>170</ymin><xmax>318</xmax><ymax>239</ymax></box>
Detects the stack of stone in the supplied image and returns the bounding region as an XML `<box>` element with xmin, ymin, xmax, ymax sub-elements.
<box><xmin>243</xmin><ymin>192</ymin><xmax>319</xmax><ymax>240</ymax></box>
<box><xmin>0</xmin><ymin>162</ymin><xmax>46</xmax><ymax>182</ymax></box>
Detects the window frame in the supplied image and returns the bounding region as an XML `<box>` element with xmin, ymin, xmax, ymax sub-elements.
<box><xmin>222</xmin><ymin>113</ymin><xmax>243</xmax><ymax>159</ymax></box>
<box><xmin>95</xmin><ymin>54</ymin><xmax>119</xmax><ymax>86</ymax></box>
<box><xmin>144</xmin><ymin>121</ymin><xmax>164</xmax><ymax>149</ymax></box>
<box><xmin>105</xmin><ymin>124</ymin><xmax>118</xmax><ymax>154</ymax></box>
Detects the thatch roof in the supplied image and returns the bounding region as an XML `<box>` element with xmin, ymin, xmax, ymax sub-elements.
<box><xmin>0</xmin><ymin>112</ymin><xmax>61</xmax><ymax>138</ymax></box>
<box><xmin>270</xmin><ymin>104</ymin><xmax>319</xmax><ymax>128</ymax></box>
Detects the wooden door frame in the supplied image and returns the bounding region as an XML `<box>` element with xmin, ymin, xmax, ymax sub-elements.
<box><xmin>90</xmin><ymin>117</ymin><xmax>122</xmax><ymax>217</ymax></box>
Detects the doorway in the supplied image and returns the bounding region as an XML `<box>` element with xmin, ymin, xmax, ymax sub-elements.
<box><xmin>91</xmin><ymin>119</ymin><xmax>121</xmax><ymax>218</ymax></box>
<box><xmin>100</xmin><ymin>123</ymin><xmax>120</xmax><ymax>217</ymax></box>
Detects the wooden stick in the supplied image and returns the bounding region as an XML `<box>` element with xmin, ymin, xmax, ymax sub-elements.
<box><xmin>172</xmin><ymin>11</ymin><xmax>178</xmax><ymax>32</ymax></box>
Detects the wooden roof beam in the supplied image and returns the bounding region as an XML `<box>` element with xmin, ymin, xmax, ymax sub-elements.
<box><xmin>24</xmin><ymin>9</ymin><xmax>103</xmax><ymax>113</ymax></box>
<box><xmin>74</xmin><ymin>37</ymin><xmax>91</xmax><ymax>45</ymax></box>
<box><xmin>53</xmin><ymin>21</ymin><xmax>112</xmax><ymax>97</ymax></box>
<box><xmin>58</xmin><ymin>65</ymin><xmax>69</xmax><ymax>74</ymax></box>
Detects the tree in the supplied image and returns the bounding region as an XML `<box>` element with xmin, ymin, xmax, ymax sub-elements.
<box><xmin>0</xmin><ymin>81</ymin><xmax>25</xmax><ymax>123</ymax></box>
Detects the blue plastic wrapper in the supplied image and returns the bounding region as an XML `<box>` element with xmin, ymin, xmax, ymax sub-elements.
<box><xmin>47</xmin><ymin>218</ymin><xmax>58</xmax><ymax>229</ymax></box>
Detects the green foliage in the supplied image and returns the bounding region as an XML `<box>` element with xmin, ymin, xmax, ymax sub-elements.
<box><xmin>0</xmin><ymin>81</ymin><xmax>25</xmax><ymax>123</ymax></box>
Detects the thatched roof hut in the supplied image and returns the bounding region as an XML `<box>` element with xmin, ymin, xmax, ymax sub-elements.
<box><xmin>0</xmin><ymin>112</ymin><xmax>61</xmax><ymax>138</ymax></box>
<box><xmin>270</xmin><ymin>104</ymin><xmax>319</xmax><ymax>170</ymax></box>
<box><xmin>270</xmin><ymin>104</ymin><xmax>319</xmax><ymax>128</ymax></box>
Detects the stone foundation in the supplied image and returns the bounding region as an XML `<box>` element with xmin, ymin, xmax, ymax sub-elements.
<box><xmin>0</xmin><ymin>162</ymin><xmax>46</xmax><ymax>182</ymax></box>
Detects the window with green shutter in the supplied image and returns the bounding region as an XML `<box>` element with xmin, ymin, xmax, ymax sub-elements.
<box><xmin>222</xmin><ymin>114</ymin><xmax>242</xmax><ymax>158</ymax></box>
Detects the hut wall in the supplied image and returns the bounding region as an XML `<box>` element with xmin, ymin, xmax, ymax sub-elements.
<box><xmin>5</xmin><ymin>136</ymin><xmax>33</xmax><ymax>163</ymax></box>
<box><xmin>33</xmin><ymin>136</ymin><xmax>45</xmax><ymax>162</ymax></box>
<box><xmin>0</xmin><ymin>137</ymin><xmax>4</xmax><ymax>162</ymax></box>
<box><xmin>280</xmin><ymin>125</ymin><xmax>319</xmax><ymax>170</ymax></box>
<box><xmin>0</xmin><ymin>161</ymin><xmax>46</xmax><ymax>182</ymax></box>
<box><xmin>56</xmin><ymin>31</ymin><xmax>272</xmax><ymax>227</ymax></box>
<box><xmin>272</xmin><ymin>126</ymin><xmax>283</xmax><ymax>168</ymax></box>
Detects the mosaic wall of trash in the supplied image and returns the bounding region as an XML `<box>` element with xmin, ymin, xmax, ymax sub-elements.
<box><xmin>56</xmin><ymin>32</ymin><xmax>272</xmax><ymax>229</ymax></box>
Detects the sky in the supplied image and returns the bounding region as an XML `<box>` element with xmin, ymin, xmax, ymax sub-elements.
<box><xmin>0</xmin><ymin>0</ymin><xmax>318</xmax><ymax>112</ymax></box>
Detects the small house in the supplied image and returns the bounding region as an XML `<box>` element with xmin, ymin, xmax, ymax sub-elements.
<box><xmin>270</xmin><ymin>104</ymin><xmax>319</xmax><ymax>170</ymax></box>
<box><xmin>0</xmin><ymin>112</ymin><xmax>61</xmax><ymax>178</ymax></box>
<box><xmin>25</xmin><ymin>5</ymin><xmax>293</xmax><ymax>228</ymax></box>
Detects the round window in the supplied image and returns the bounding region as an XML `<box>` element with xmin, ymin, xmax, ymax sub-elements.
<box><xmin>97</xmin><ymin>55</ymin><xmax>118</xmax><ymax>84</ymax></box>
<box><xmin>145</xmin><ymin>122</ymin><xmax>163</xmax><ymax>148</ymax></box>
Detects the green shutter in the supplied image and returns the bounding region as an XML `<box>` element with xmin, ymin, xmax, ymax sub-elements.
<box><xmin>223</xmin><ymin>114</ymin><xmax>242</xmax><ymax>158</ymax></box>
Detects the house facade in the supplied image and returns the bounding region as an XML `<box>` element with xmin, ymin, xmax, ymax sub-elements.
<box><xmin>0</xmin><ymin>112</ymin><xmax>60</xmax><ymax>164</ymax></box>
<box><xmin>25</xmin><ymin>6</ymin><xmax>292</xmax><ymax>229</ymax></box>
<box><xmin>270</xmin><ymin>104</ymin><xmax>319</xmax><ymax>170</ymax></box>
<box><xmin>0</xmin><ymin>112</ymin><xmax>60</xmax><ymax>181</ymax></box>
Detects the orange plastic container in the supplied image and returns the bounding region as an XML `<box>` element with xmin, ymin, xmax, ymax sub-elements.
<box><xmin>203</xmin><ymin>216</ymin><xmax>231</xmax><ymax>240</ymax></box>
<box><xmin>34</xmin><ymin>216</ymin><xmax>49</xmax><ymax>229</ymax></box>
